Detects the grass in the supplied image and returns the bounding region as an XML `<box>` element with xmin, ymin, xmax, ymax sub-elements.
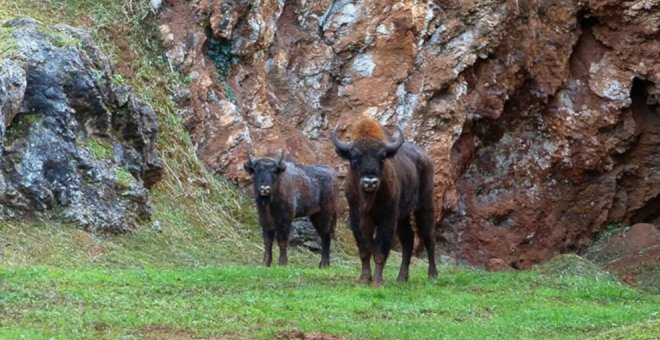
<box><xmin>45</xmin><ymin>27</ymin><xmax>81</xmax><ymax>48</ymax></box>
<box><xmin>0</xmin><ymin>264</ymin><xmax>657</xmax><ymax>339</ymax></box>
<box><xmin>115</xmin><ymin>167</ymin><xmax>135</xmax><ymax>188</ymax></box>
<box><xmin>0</xmin><ymin>25</ymin><xmax>18</xmax><ymax>59</ymax></box>
<box><xmin>81</xmin><ymin>137</ymin><xmax>113</xmax><ymax>160</ymax></box>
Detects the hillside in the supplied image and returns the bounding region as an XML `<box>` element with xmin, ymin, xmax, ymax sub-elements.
<box><xmin>0</xmin><ymin>0</ymin><xmax>268</xmax><ymax>267</ymax></box>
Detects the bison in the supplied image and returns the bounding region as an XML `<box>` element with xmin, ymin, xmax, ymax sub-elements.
<box><xmin>332</xmin><ymin>117</ymin><xmax>438</xmax><ymax>285</ymax></box>
<box><xmin>244</xmin><ymin>152</ymin><xmax>338</xmax><ymax>268</ymax></box>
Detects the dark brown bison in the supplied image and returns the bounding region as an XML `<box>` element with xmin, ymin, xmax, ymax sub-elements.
<box><xmin>244</xmin><ymin>152</ymin><xmax>338</xmax><ymax>268</ymax></box>
<box><xmin>332</xmin><ymin>118</ymin><xmax>438</xmax><ymax>285</ymax></box>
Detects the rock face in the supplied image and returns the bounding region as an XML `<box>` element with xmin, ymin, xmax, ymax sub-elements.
<box><xmin>159</xmin><ymin>1</ymin><xmax>659</xmax><ymax>267</ymax></box>
<box><xmin>0</xmin><ymin>18</ymin><xmax>163</xmax><ymax>232</ymax></box>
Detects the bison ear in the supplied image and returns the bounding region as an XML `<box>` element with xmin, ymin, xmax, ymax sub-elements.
<box><xmin>335</xmin><ymin>148</ymin><xmax>351</xmax><ymax>160</ymax></box>
<box><xmin>243</xmin><ymin>161</ymin><xmax>254</xmax><ymax>174</ymax></box>
<box><xmin>384</xmin><ymin>148</ymin><xmax>398</xmax><ymax>158</ymax></box>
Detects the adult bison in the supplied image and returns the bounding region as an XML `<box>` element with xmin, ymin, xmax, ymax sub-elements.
<box><xmin>332</xmin><ymin>117</ymin><xmax>438</xmax><ymax>285</ymax></box>
<box><xmin>244</xmin><ymin>152</ymin><xmax>338</xmax><ymax>268</ymax></box>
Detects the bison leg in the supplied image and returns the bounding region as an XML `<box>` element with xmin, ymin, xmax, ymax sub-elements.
<box><xmin>319</xmin><ymin>234</ymin><xmax>331</xmax><ymax>268</ymax></box>
<box><xmin>350</xmin><ymin>211</ymin><xmax>372</xmax><ymax>283</ymax></box>
<box><xmin>397</xmin><ymin>217</ymin><xmax>414</xmax><ymax>282</ymax></box>
<box><xmin>277</xmin><ymin>235</ymin><xmax>288</xmax><ymax>266</ymax></box>
<box><xmin>373</xmin><ymin>221</ymin><xmax>395</xmax><ymax>286</ymax></box>
<box><xmin>262</xmin><ymin>230</ymin><xmax>274</xmax><ymax>267</ymax></box>
<box><xmin>415</xmin><ymin>209</ymin><xmax>438</xmax><ymax>279</ymax></box>
<box><xmin>274</xmin><ymin>214</ymin><xmax>292</xmax><ymax>266</ymax></box>
<box><xmin>311</xmin><ymin>212</ymin><xmax>334</xmax><ymax>268</ymax></box>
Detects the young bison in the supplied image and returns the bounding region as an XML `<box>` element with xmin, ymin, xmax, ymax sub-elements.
<box><xmin>244</xmin><ymin>152</ymin><xmax>338</xmax><ymax>268</ymax></box>
<box><xmin>332</xmin><ymin>118</ymin><xmax>438</xmax><ymax>285</ymax></box>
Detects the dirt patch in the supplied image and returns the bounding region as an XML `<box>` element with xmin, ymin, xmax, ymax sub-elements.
<box><xmin>139</xmin><ymin>325</ymin><xmax>219</xmax><ymax>339</ymax></box>
<box><xmin>584</xmin><ymin>223</ymin><xmax>660</xmax><ymax>292</ymax></box>
<box><xmin>87</xmin><ymin>245</ymin><xmax>104</xmax><ymax>258</ymax></box>
<box><xmin>536</xmin><ymin>254</ymin><xmax>614</xmax><ymax>281</ymax></box>
<box><xmin>276</xmin><ymin>330</ymin><xmax>342</xmax><ymax>340</ymax></box>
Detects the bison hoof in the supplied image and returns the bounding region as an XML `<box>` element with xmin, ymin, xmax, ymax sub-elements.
<box><xmin>396</xmin><ymin>274</ymin><xmax>409</xmax><ymax>282</ymax></box>
<box><xmin>319</xmin><ymin>261</ymin><xmax>330</xmax><ymax>268</ymax></box>
<box><xmin>428</xmin><ymin>268</ymin><xmax>438</xmax><ymax>279</ymax></box>
<box><xmin>359</xmin><ymin>275</ymin><xmax>372</xmax><ymax>284</ymax></box>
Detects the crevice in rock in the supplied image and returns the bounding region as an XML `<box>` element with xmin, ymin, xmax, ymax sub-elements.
<box><xmin>631</xmin><ymin>194</ymin><xmax>660</xmax><ymax>225</ymax></box>
<box><xmin>578</xmin><ymin>12</ymin><xmax>599</xmax><ymax>31</ymax></box>
<box><xmin>630</xmin><ymin>78</ymin><xmax>657</xmax><ymax>130</ymax></box>
<box><xmin>626</xmin><ymin>78</ymin><xmax>660</xmax><ymax>225</ymax></box>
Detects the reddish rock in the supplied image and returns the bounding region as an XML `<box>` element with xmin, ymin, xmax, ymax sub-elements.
<box><xmin>158</xmin><ymin>0</ymin><xmax>660</xmax><ymax>267</ymax></box>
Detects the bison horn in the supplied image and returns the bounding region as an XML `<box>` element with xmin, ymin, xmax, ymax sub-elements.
<box><xmin>247</xmin><ymin>151</ymin><xmax>255</xmax><ymax>165</ymax></box>
<box><xmin>332</xmin><ymin>126</ymin><xmax>352</xmax><ymax>152</ymax></box>
<box><xmin>384</xmin><ymin>125</ymin><xmax>405</xmax><ymax>153</ymax></box>
<box><xmin>277</xmin><ymin>150</ymin><xmax>285</xmax><ymax>167</ymax></box>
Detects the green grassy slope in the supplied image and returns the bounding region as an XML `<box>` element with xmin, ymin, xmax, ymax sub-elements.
<box><xmin>0</xmin><ymin>0</ymin><xmax>270</xmax><ymax>267</ymax></box>
<box><xmin>1</xmin><ymin>264</ymin><xmax>658</xmax><ymax>339</ymax></box>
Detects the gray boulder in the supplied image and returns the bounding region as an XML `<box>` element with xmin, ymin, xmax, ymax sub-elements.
<box><xmin>289</xmin><ymin>218</ymin><xmax>322</xmax><ymax>251</ymax></box>
<box><xmin>0</xmin><ymin>18</ymin><xmax>163</xmax><ymax>232</ymax></box>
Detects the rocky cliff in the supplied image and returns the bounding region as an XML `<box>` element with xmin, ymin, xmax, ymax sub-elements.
<box><xmin>158</xmin><ymin>0</ymin><xmax>659</xmax><ymax>268</ymax></box>
<box><xmin>0</xmin><ymin>18</ymin><xmax>163</xmax><ymax>232</ymax></box>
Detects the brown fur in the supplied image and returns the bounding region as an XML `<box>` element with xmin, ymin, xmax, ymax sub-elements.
<box><xmin>244</xmin><ymin>156</ymin><xmax>339</xmax><ymax>268</ymax></box>
<box><xmin>334</xmin><ymin>118</ymin><xmax>438</xmax><ymax>285</ymax></box>
<box><xmin>350</xmin><ymin>117</ymin><xmax>386</xmax><ymax>141</ymax></box>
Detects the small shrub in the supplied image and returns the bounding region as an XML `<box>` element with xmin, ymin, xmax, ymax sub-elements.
<box><xmin>206</xmin><ymin>34</ymin><xmax>238</xmax><ymax>102</ymax></box>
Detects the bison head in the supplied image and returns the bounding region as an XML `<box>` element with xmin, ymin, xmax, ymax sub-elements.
<box><xmin>244</xmin><ymin>151</ymin><xmax>286</xmax><ymax>198</ymax></box>
<box><xmin>332</xmin><ymin>124</ymin><xmax>404</xmax><ymax>193</ymax></box>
